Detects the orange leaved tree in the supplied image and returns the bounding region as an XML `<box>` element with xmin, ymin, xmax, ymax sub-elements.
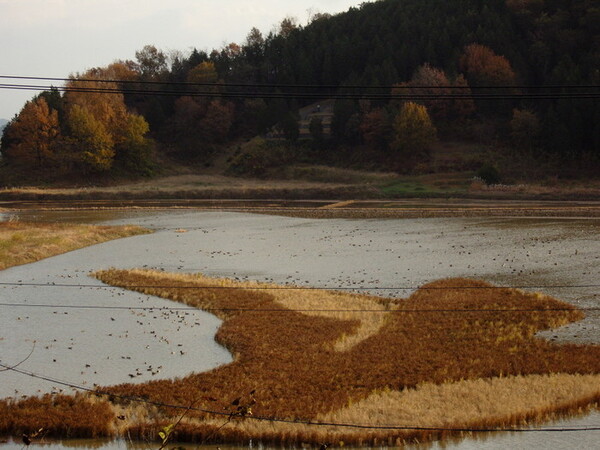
<box><xmin>2</xmin><ymin>97</ymin><xmax>61</xmax><ymax>169</ymax></box>
<box><xmin>459</xmin><ymin>44</ymin><xmax>516</xmax><ymax>87</ymax></box>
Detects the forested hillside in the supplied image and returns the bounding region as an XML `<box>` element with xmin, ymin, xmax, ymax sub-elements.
<box><xmin>1</xmin><ymin>0</ymin><xmax>598</xmax><ymax>181</ymax></box>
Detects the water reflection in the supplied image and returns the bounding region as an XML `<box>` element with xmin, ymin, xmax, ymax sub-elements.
<box><xmin>1</xmin><ymin>409</ymin><xmax>600</xmax><ymax>449</ymax></box>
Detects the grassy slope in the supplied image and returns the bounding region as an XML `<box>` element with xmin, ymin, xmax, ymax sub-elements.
<box><xmin>2</xmin><ymin>140</ymin><xmax>600</xmax><ymax>201</ymax></box>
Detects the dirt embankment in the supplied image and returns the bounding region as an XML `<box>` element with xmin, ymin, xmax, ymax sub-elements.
<box><xmin>2</xmin><ymin>197</ymin><xmax>600</xmax><ymax>220</ymax></box>
<box><xmin>3</xmin><ymin>170</ymin><xmax>600</xmax><ymax>218</ymax></box>
<box><xmin>0</xmin><ymin>174</ymin><xmax>376</xmax><ymax>201</ymax></box>
<box><xmin>2</xmin><ymin>168</ymin><xmax>600</xmax><ymax>199</ymax></box>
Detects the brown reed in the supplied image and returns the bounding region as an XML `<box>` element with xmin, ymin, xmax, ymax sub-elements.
<box><xmin>2</xmin><ymin>269</ymin><xmax>600</xmax><ymax>446</ymax></box>
<box><xmin>0</xmin><ymin>394</ymin><xmax>114</xmax><ymax>438</ymax></box>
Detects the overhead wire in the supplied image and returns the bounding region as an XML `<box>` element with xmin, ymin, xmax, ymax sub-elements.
<box><xmin>0</xmin><ymin>281</ymin><xmax>599</xmax><ymax>290</ymax></box>
<box><xmin>0</xmin><ymin>75</ymin><xmax>598</xmax><ymax>100</ymax></box>
<box><xmin>1</xmin><ymin>361</ymin><xmax>599</xmax><ymax>433</ymax></box>
<box><xmin>1</xmin><ymin>302</ymin><xmax>598</xmax><ymax>313</ymax></box>
<box><xmin>1</xmin><ymin>73</ymin><xmax>598</xmax><ymax>433</ymax></box>
<box><xmin>0</xmin><ymin>84</ymin><xmax>597</xmax><ymax>100</ymax></box>
<box><xmin>0</xmin><ymin>279</ymin><xmax>597</xmax><ymax>313</ymax></box>
<box><xmin>1</xmin><ymin>74</ymin><xmax>599</xmax><ymax>90</ymax></box>
<box><xmin>0</xmin><ymin>74</ymin><xmax>598</xmax><ymax>433</ymax></box>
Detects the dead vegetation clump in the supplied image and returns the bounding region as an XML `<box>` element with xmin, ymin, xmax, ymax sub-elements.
<box><xmin>0</xmin><ymin>222</ymin><xmax>150</xmax><ymax>270</ymax></box>
<box><xmin>3</xmin><ymin>270</ymin><xmax>600</xmax><ymax>446</ymax></box>
<box><xmin>0</xmin><ymin>394</ymin><xmax>114</xmax><ymax>438</ymax></box>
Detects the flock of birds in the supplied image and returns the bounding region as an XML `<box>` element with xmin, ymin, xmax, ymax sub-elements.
<box><xmin>4</xmin><ymin>217</ymin><xmax>599</xmax><ymax>402</ymax></box>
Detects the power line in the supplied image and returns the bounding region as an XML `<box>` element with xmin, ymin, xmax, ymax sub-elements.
<box><xmin>1</xmin><ymin>84</ymin><xmax>597</xmax><ymax>101</ymax></box>
<box><xmin>2</xmin><ymin>74</ymin><xmax>598</xmax><ymax>90</ymax></box>
<box><xmin>0</xmin><ymin>302</ymin><xmax>595</xmax><ymax>313</ymax></box>
<box><xmin>1</xmin><ymin>361</ymin><xmax>599</xmax><ymax>433</ymax></box>
<box><xmin>0</xmin><ymin>281</ymin><xmax>599</xmax><ymax>290</ymax></box>
<box><xmin>0</xmin><ymin>77</ymin><xmax>598</xmax><ymax>100</ymax></box>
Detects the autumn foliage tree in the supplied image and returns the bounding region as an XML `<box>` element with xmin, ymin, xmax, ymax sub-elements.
<box><xmin>399</xmin><ymin>65</ymin><xmax>452</xmax><ymax>120</ymax></box>
<box><xmin>67</xmin><ymin>104</ymin><xmax>115</xmax><ymax>172</ymax></box>
<box><xmin>135</xmin><ymin>45</ymin><xmax>168</xmax><ymax>80</ymax></box>
<box><xmin>199</xmin><ymin>100</ymin><xmax>235</xmax><ymax>143</ymax></box>
<box><xmin>64</xmin><ymin>78</ymin><xmax>128</xmax><ymax>129</ymax></box>
<box><xmin>459</xmin><ymin>44</ymin><xmax>517</xmax><ymax>116</ymax></box>
<box><xmin>88</xmin><ymin>61</ymin><xmax>140</xmax><ymax>85</ymax></box>
<box><xmin>167</xmin><ymin>95</ymin><xmax>235</xmax><ymax>159</ymax></box>
<box><xmin>3</xmin><ymin>0</ymin><xmax>598</xmax><ymax>179</ymax></box>
<box><xmin>390</xmin><ymin>102</ymin><xmax>436</xmax><ymax>172</ymax></box>
<box><xmin>391</xmin><ymin>65</ymin><xmax>476</xmax><ymax>124</ymax></box>
<box><xmin>2</xmin><ymin>66</ymin><xmax>153</xmax><ymax>177</ymax></box>
<box><xmin>459</xmin><ymin>44</ymin><xmax>517</xmax><ymax>87</ymax></box>
<box><xmin>187</xmin><ymin>62</ymin><xmax>219</xmax><ymax>86</ymax></box>
<box><xmin>113</xmin><ymin>113</ymin><xmax>153</xmax><ymax>174</ymax></box>
<box><xmin>1</xmin><ymin>97</ymin><xmax>61</xmax><ymax>168</ymax></box>
<box><xmin>64</xmin><ymin>71</ymin><xmax>152</xmax><ymax>173</ymax></box>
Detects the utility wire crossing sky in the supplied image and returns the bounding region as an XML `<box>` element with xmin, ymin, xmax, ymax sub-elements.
<box><xmin>0</xmin><ymin>0</ymin><xmax>365</xmax><ymax>120</ymax></box>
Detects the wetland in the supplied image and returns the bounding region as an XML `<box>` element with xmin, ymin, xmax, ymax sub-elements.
<box><xmin>1</xmin><ymin>209</ymin><xmax>600</xmax><ymax>448</ymax></box>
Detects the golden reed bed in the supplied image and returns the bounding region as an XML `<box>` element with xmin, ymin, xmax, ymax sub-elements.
<box><xmin>2</xmin><ymin>269</ymin><xmax>600</xmax><ymax>447</ymax></box>
<box><xmin>0</xmin><ymin>222</ymin><xmax>150</xmax><ymax>270</ymax></box>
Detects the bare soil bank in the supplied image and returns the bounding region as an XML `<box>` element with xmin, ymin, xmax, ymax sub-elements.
<box><xmin>2</xmin><ymin>198</ymin><xmax>600</xmax><ymax>220</ymax></box>
<box><xmin>3</xmin><ymin>171</ymin><xmax>600</xmax><ymax>204</ymax></box>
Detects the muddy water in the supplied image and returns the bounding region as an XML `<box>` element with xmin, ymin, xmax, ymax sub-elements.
<box><xmin>1</xmin><ymin>211</ymin><xmax>600</xmax><ymax>448</ymax></box>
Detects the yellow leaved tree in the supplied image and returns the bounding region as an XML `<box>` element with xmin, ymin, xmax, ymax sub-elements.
<box><xmin>67</xmin><ymin>104</ymin><xmax>115</xmax><ymax>172</ymax></box>
<box><xmin>391</xmin><ymin>102</ymin><xmax>437</xmax><ymax>172</ymax></box>
<box><xmin>64</xmin><ymin>70</ymin><xmax>152</xmax><ymax>173</ymax></box>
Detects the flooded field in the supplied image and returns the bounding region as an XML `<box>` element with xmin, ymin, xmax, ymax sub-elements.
<box><xmin>1</xmin><ymin>210</ymin><xmax>600</xmax><ymax>448</ymax></box>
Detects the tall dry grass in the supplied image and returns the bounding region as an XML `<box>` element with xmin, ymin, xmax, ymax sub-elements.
<box><xmin>0</xmin><ymin>222</ymin><xmax>150</xmax><ymax>270</ymax></box>
<box><xmin>0</xmin><ymin>394</ymin><xmax>114</xmax><ymax>438</ymax></box>
<box><xmin>320</xmin><ymin>373</ymin><xmax>600</xmax><ymax>433</ymax></box>
<box><xmin>120</xmin><ymin>372</ymin><xmax>600</xmax><ymax>446</ymax></box>
<box><xmin>3</xmin><ymin>270</ymin><xmax>600</xmax><ymax>446</ymax></box>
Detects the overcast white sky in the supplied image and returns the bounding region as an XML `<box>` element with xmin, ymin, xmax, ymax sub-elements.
<box><xmin>0</xmin><ymin>0</ymin><xmax>365</xmax><ymax>120</ymax></box>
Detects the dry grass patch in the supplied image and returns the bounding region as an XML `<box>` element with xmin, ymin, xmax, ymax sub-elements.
<box><xmin>267</xmin><ymin>286</ymin><xmax>392</xmax><ymax>351</ymax></box>
<box><xmin>320</xmin><ymin>373</ymin><xmax>600</xmax><ymax>432</ymax></box>
<box><xmin>94</xmin><ymin>269</ymin><xmax>390</xmax><ymax>351</ymax></box>
<box><xmin>119</xmin><ymin>373</ymin><xmax>600</xmax><ymax>446</ymax></box>
<box><xmin>0</xmin><ymin>222</ymin><xmax>150</xmax><ymax>270</ymax></box>
<box><xmin>3</xmin><ymin>270</ymin><xmax>600</xmax><ymax>446</ymax></box>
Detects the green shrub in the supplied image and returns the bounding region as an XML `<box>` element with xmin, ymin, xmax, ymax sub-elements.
<box><xmin>227</xmin><ymin>137</ymin><xmax>292</xmax><ymax>177</ymax></box>
<box><xmin>477</xmin><ymin>164</ymin><xmax>501</xmax><ymax>185</ymax></box>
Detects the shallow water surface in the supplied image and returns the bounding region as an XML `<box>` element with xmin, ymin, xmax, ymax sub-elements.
<box><xmin>1</xmin><ymin>211</ymin><xmax>599</xmax><ymax>448</ymax></box>
<box><xmin>1</xmin><ymin>410</ymin><xmax>599</xmax><ymax>449</ymax></box>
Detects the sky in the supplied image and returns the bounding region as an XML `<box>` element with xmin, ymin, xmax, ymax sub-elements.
<box><xmin>0</xmin><ymin>0</ymin><xmax>365</xmax><ymax>120</ymax></box>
